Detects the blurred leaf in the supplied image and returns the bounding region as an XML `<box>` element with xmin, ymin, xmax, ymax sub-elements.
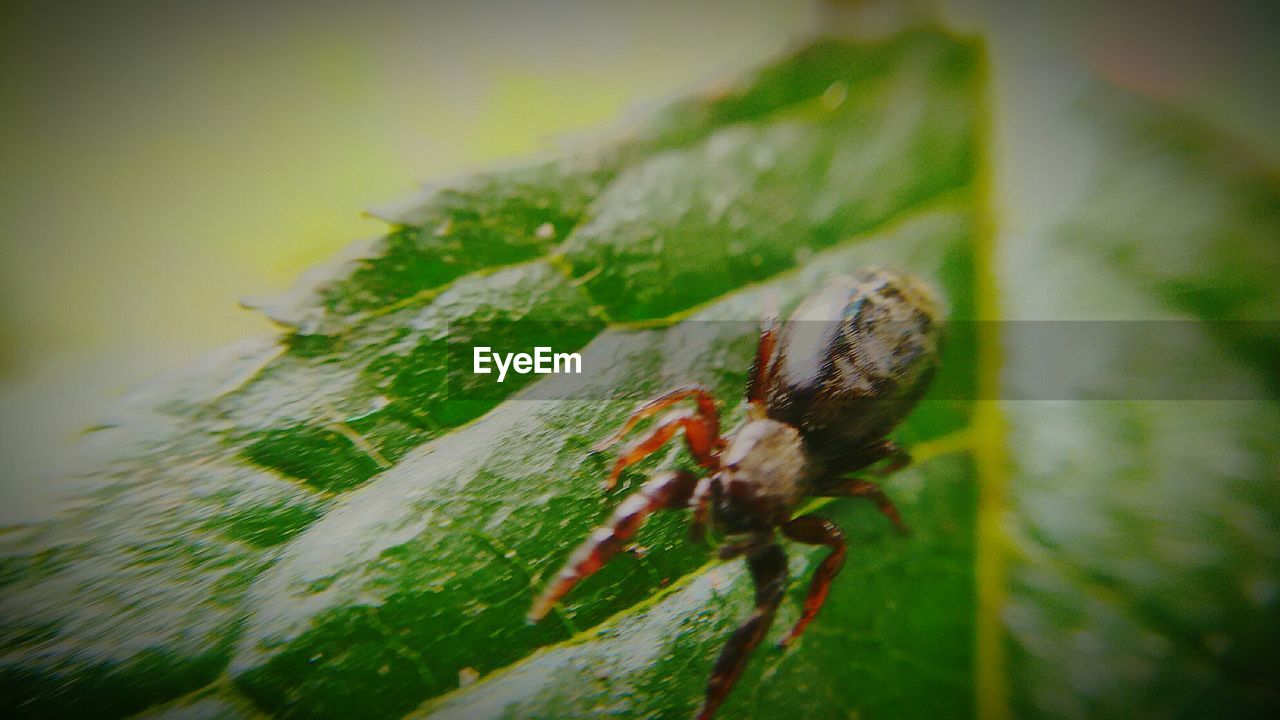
<box><xmin>3</xmin><ymin>22</ymin><xmax>1279</xmax><ymax>720</ymax></box>
<box><xmin>997</xmin><ymin>88</ymin><xmax>1280</xmax><ymax>718</ymax></box>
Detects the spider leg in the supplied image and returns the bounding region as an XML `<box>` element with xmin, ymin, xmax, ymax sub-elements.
<box><xmin>602</xmin><ymin>409</ymin><xmax>718</xmax><ymax>490</ymax></box>
<box><xmin>745</xmin><ymin>293</ymin><xmax>780</xmax><ymax>410</ymax></box>
<box><xmin>528</xmin><ymin>470</ymin><xmax>698</xmax><ymax>622</ymax></box>
<box><xmin>811</xmin><ymin>476</ymin><xmax>909</xmax><ymax>534</ymax></box>
<box><xmin>715</xmin><ymin>535</ymin><xmax>759</xmax><ymax>561</ymax></box>
<box><xmin>593</xmin><ymin>385</ymin><xmax>720</xmax><ymax>452</ymax></box>
<box><xmin>696</xmin><ymin>541</ymin><xmax>787</xmax><ymax>720</ymax></box>
<box><xmin>869</xmin><ymin>439</ymin><xmax>911</xmax><ymax>478</ymax></box>
<box><xmin>778</xmin><ymin>515</ymin><xmax>846</xmax><ymax>647</ymax></box>
<box><xmin>688</xmin><ymin>476</ymin><xmax>715</xmax><ymax>544</ymax></box>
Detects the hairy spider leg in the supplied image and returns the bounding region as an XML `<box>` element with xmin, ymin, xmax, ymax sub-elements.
<box><xmin>745</xmin><ymin>295</ymin><xmax>780</xmax><ymax>411</ymax></box>
<box><xmin>811</xmin><ymin>477</ymin><xmax>910</xmax><ymax>535</ymax></box>
<box><xmin>870</xmin><ymin>439</ymin><xmax>911</xmax><ymax>478</ymax></box>
<box><xmin>810</xmin><ymin>438</ymin><xmax>911</xmax><ymax>534</ymax></box>
<box><xmin>696</xmin><ymin>541</ymin><xmax>788</xmax><ymax>720</ymax></box>
<box><xmin>593</xmin><ymin>385</ymin><xmax>720</xmax><ymax>452</ymax></box>
<box><xmin>778</xmin><ymin>515</ymin><xmax>847</xmax><ymax>647</ymax></box>
<box><xmin>602</xmin><ymin>409</ymin><xmax>718</xmax><ymax>490</ymax></box>
<box><xmin>688</xmin><ymin>476</ymin><xmax>716</xmax><ymax>544</ymax></box>
<box><xmin>528</xmin><ymin>470</ymin><xmax>698</xmax><ymax>622</ymax></box>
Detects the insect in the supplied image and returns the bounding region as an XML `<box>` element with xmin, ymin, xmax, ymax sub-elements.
<box><xmin>528</xmin><ymin>267</ymin><xmax>942</xmax><ymax>719</ymax></box>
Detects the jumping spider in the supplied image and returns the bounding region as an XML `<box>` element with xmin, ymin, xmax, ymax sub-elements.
<box><xmin>528</xmin><ymin>267</ymin><xmax>942</xmax><ymax>719</ymax></box>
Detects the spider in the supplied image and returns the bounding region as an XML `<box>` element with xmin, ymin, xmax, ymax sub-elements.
<box><xmin>528</xmin><ymin>267</ymin><xmax>943</xmax><ymax>719</ymax></box>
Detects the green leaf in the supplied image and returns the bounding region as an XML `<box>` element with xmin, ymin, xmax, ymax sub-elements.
<box><xmin>3</xmin><ymin>22</ymin><xmax>1278</xmax><ymax>720</ymax></box>
<box><xmin>229</xmin><ymin>206</ymin><xmax>979</xmax><ymax>720</ymax></box>
<box><xmin>994</xmin><ymin>87</ymin><xmax>1280</xmax><ymax>718</ymax></box>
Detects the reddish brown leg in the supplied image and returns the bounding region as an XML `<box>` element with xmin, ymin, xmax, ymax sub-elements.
<box><xmin>688</xmin><ymin>476</ymin><xmax>715</xmax><ymax>544</ymax></box>
<box><xmin>778</xmin><ymin>515</ymin><xmax>846</xmax><ymax>647</ymax></box>
<box><xmin>529</xmin><ymin>470</ymin><xmax>698</xmax><ymax>622</ymax></box>
<box><xmin>602</xmin><ymin>410</ymin><xmax>717</xmax><ymax>490</ymax></box>
<box><xmin>812</xmin><ymin>477</ymin><xmax>909</xmax><ymax>534</ymax></box>
<box><xmin>696</xmin><ymin>541</ymin><xmax>787</xmax><ymax>720</ymax></box>
<box><xmin>745</xmin><ymin>298</ymin><xmax>780</xmax><ymax>408</ymax></box>
<box><xmin>870</xmin><ymin>439</ymin><xmax>911</xmax><ymax>478</ymax></box>
<box><xmin>593</xmin><ymin>386</ymin><xmax>720</xmax><ymax>452</ymax></box>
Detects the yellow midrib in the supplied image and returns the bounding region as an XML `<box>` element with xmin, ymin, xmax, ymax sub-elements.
<box><xmin>970</xmin><ymin>39</ymin><xmax>1013</xmax><ymax>720</ymax></box>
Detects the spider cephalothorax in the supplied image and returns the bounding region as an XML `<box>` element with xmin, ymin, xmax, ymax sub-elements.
<box><xmin>528</xmin><ymin>267</ymin><xmax>942</xmax><ymax>719</ymax></box>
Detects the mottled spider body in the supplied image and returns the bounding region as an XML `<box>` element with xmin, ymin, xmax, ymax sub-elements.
<box><xmin>529</xmin><ymin>267</ymin><xmax>942</xmax><ymax>720</ymax></box>
<box><xmin>765</xmin><ymin>270</ymin><xmax>941</xmax><ymax>475</ymax></box>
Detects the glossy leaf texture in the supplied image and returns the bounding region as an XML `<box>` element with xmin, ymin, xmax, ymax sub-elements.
<box><xmin>2</xmin><ymin>22</ymin><xmax>1278</xmax><ymax>720</ymax></box>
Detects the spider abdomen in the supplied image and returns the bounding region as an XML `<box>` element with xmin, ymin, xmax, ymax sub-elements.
<box><xmin>764</xmin><ymin>268</ymin><xmax>942</xmax><ymax>471</ymax></box>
